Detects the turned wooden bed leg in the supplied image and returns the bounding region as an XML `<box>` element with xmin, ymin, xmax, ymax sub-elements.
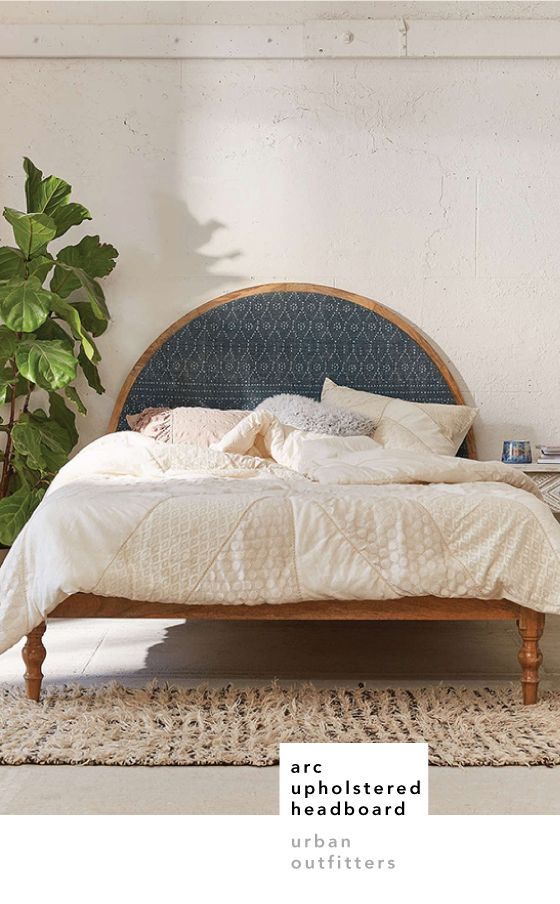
<box><xmin>517</xmin><ymin>608</ymin><xmax>545</xmax><ymax>705</ymax></box>
<box><xmin>22</xmin><ymin>622</ymin><xmax>46</xmax><ymax>702</ymax></box>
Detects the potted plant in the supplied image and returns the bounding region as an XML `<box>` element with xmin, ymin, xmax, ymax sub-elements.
<box><xmin>0</xmin><ymin>158</ymin><xmax>118</xmax><ymax>546</ymax></box>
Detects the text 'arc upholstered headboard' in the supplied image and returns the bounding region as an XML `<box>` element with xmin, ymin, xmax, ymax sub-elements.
<box><xmin>110</xmin><ymin>284</ymin><xmax>476</xmax><ymax>458</ymax></box>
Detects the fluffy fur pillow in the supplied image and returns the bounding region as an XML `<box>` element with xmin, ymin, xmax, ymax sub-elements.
<box><xmin>256</xmin><ymin>394</ymin><xmax>375</xmax><ymax>436</ymax></box>
<box><xmin>127</xmin><ymin>406</ymin><xmax>248</xmax><ymax>446</ymax></box>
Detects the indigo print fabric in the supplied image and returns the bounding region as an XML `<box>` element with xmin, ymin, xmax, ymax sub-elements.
<box><xmin>118</xmin><ymin>290</ymin><xmax>468</xmax><ymax>457</ymax></box>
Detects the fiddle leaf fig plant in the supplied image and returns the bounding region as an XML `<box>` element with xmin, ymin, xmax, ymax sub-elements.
<box><xmin>0</xmin><ymin>158</ymin><xmax>118</xmax><ymax>545</ymax></box>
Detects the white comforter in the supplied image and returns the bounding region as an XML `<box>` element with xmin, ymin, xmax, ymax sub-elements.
<box><xmin>1</xmin><ymin>410</ymin><xmax>560</xmax><ymax>655</ymax></box>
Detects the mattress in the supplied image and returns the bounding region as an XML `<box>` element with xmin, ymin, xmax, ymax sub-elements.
<box><xmin>1</xmin><ymin>410</ymin><xmax>560</xmax><ymax>655</ymax></box>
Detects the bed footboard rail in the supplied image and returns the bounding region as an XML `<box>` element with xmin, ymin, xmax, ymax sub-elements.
<box><xmin>24</xmin><ymin>598</ymin><xmax>545</xmax><ymax>705</ymax></box>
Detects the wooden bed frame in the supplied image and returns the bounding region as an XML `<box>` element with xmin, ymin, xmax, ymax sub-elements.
<box><xmin>21</xmin><ymin>283</ymin><xmax>545</xmax><ymax>705</ymax></box>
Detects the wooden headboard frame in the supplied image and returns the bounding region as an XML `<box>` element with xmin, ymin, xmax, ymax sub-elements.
<box><xmin>108</xmin><ymin>282</ymin><xmax>477</xmax><ymax>459</ymax></box>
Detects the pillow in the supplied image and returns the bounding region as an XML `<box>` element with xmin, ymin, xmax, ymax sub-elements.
<box><xmin>321</xmin><ymin>378</ymin><xmax>477</xmax><ymax>456</ymax></box>
<box><xmin>126</xmin><ymin>406</ymin><xmax>248</xmax><ymax>446</ymax></box>
<box><xmin>255</xmin><ymin>393</ymin><xmax>375</xmax><ymax>436</ymax></box>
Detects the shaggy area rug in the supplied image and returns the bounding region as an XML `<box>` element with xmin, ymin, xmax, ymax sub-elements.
<box><xmin>1</xmin><ymin>683</ymin><xmax>560</xmax><ymax>767</ymax></box>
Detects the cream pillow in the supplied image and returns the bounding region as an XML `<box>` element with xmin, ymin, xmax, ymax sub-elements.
<box><xmin>126</xmin><ymin>406</ymin><xmax>248</xmax><ymax>446</ymax></box>
<box><xmin>321</xmin><ymin>378</ymin><xmax>477</xmax><ymax>456</ymax></box>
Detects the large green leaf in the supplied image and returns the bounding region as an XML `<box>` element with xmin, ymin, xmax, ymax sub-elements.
<box><xmin>49</xmin><ymin>295</ymin><xmax>98</xmax><ymax>361</ymax></box>
<box><xmin>3</xmin><ymin>208</ymin><xmax>57</xmax><ymax>257</ymax></box>
<box><xmin>0</xmin><ymin>247</ymin><xmax>26</xmax><ymax>281</ymax></box>
<box><xmin>0</xmin><ymin>277</ymin><xmax>52</xmax><ymax>332</ymax></box>
<box><xmin>0</xmin><ymin>485</ymin><xmax>44</xmax><ymax>546</ymax></box>
<box><xmin>64</xmin><ymin>385</ymin><xmax>87</xmax><ymax>415</ymax></box>
<box><xmin>23</xmin><ymin>158</ymin><xmax>72</xmax><ymax>216</ymax></box>
<box><xmin>27</xmin><ymin>253</ymin><xmax>54</xmax><ymax>283</ymax></box>
<box><xmin>35</xmin><ymin>317</ymin><xmax>74</xmax><ymax>349</ymax></box>
<box><xmin>78</xmin><ymin>348</ymin><xmax>104</xmax><ymax>394</ymax></box>
<box><xmin>12</xmin><ymin>410</ymin><xmax>74</xmax><ymax>476</ymax></box>
<box><xmin>73</xmin><ymin>301</ymin><xmax>108</xmax><ymax>337</ymax></box>
<box><xmin>23</xmin><ymin>158</ymin><xmax>44</xmax><ymax>214</ymax></box>
<box><xmin>52</xmin><ymin>236</ymin><xmax>118</xmax><ymax>297</ymax></box>
<box><xmin>0</xmin><ymin>366</ymin><xmax>27</xmax><ymax>403</ymax></box>
<box><xmin>49</xmin><ymin>264</ymin><xmax>79</xmax><ymax>299</ymax></box>
<box><xmin>0</xmin><ymin>365</ymin><xmax>12</xmax><ymax>405</ymax></box>
<box><xmin>57</xmin><ymin>235</ymin><xmax>119</xmax><ymax>278</ymax></box>
<box><xmin>49</xmin><ymin>391</ymin><xmax>78</xmax><ymax>446</ymax></box>
<box><xmin>10</xmin><ymin>450</ymin><xmax>41</xmax><ymax>492</ymax></box>
<box><xmin>75</xmin><ymin>270</ymin><xmax>109</xmax><ymax>320</ymax></box>
<box><xmin>15</xmin><ymin>339</ymin><xmax>77</xmax><ymax>390</ymax></box>
<box><xmin>51</xmin><ymin>203</ymin><xmax>92</xmax><ymax>238</ymax></box>
<box><xmin>0</xmin><ymin>328</ymin><xmax>20</xmax><ymax>402</ymax></box>
<box><xmin>0</xmin><ymin>325</ymin><xmax>17</xmax><ymax>360</ymax></box>
<box><xmin>50</xmin><ymin>261</ymin><xmax>109</xmax><ymax>320</ymax></box>
<box><xmin>36</xmin><ymin>176</ymin><xmax>71</xmax><ymax>216</ymax></box>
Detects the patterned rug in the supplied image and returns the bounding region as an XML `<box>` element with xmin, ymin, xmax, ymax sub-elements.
<box><xmin>1</xmin><ymin>683</ymin><xmax>560</xmax><ymax>767</ymax></box>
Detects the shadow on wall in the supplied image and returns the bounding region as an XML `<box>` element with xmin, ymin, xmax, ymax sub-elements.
<box><xmin>74</xmin><ymin>189</ymin><xmax>249</xmax><ymax>446</ymax></box>
<box><xmin>116</xmin><ymin>193</ymin><xmax>246</xmax><ymax>329</ymax></box>
<box><xmin>93</xmin><ymin>193</ymin><xmax>249</xmax><ymax>430</ymax></box>
<box><xmin>154</xmin><ymin>192</ymin><xmax>245</xmax><ymax>299</ymax></box>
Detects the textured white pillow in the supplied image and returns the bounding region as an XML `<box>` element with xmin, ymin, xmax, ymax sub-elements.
<box><xmin>255</xmin><ymin>393</ymin><xmax>375</xmax><ymax>436</ymax></box>
<box><xmin>321</xmin><ymin>378</ymin><xmax>477</xmax><ymax>456</ymax></box>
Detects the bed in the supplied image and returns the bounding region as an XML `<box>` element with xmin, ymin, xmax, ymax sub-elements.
<box><xmin>0</xmin><ymin>283</ymin><xmax>555</xmax><ymax>704</ymax></box>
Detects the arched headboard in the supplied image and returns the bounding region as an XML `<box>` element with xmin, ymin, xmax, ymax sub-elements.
<box><xmin>109</xmin><ymin>283</ymin><xmax>476</xmax><ymax>459</ymax></box>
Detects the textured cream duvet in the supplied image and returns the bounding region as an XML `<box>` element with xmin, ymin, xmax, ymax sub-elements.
<box><xmin>1</xmin><ymin>410</ymin><xmax>560</xmax><ymax>655</ymax></box>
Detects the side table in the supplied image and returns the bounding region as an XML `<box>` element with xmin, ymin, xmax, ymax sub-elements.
<box><xmin>507</xmin><ymin>463</ymin><xmax>560</xmax><ymax>518</ymax></box>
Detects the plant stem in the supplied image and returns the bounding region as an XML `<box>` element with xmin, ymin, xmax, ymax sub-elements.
<box><xmin>0</xmin><ymin>357</ymin><xmax>18</xmax><ymax>499</ymax></box>
<box><xmin>22</xmin><ymin>382</ymin><xmax>32</xmax><ymax>413</ymax></box>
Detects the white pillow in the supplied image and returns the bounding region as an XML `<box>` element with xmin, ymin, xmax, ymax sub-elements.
<box><xmin>321</xmin><ymin>378</ymin><xmax>477</xmax><ymax>456</ymax></box>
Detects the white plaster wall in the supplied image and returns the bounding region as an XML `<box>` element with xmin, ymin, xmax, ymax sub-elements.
<box><xmin>1</xmin><ymin>3</ymin><xmax>560</xmax><ymax>459</ymax></box>
<box><xmin>3</xmin><ymin>2</ymin><xmax>560</xmax><ymax>24</ymax></box>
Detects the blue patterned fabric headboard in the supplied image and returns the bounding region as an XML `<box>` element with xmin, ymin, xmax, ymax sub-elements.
<box><xmin>112</xmin><ymin>285</ymin><xmax>474</xmax><ymax>458</ymax></box>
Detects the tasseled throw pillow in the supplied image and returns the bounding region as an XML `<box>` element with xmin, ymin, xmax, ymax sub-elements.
<box><xmin>126</xmin><ymin>407</ymin><xmax>248</xmax><ymax>446</ymax></box>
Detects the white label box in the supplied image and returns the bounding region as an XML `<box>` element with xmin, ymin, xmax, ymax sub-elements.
<box><xmin>280</xmin><ymin>742</ymin><xmax>428</xmax><ymax>818</ymax></box>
